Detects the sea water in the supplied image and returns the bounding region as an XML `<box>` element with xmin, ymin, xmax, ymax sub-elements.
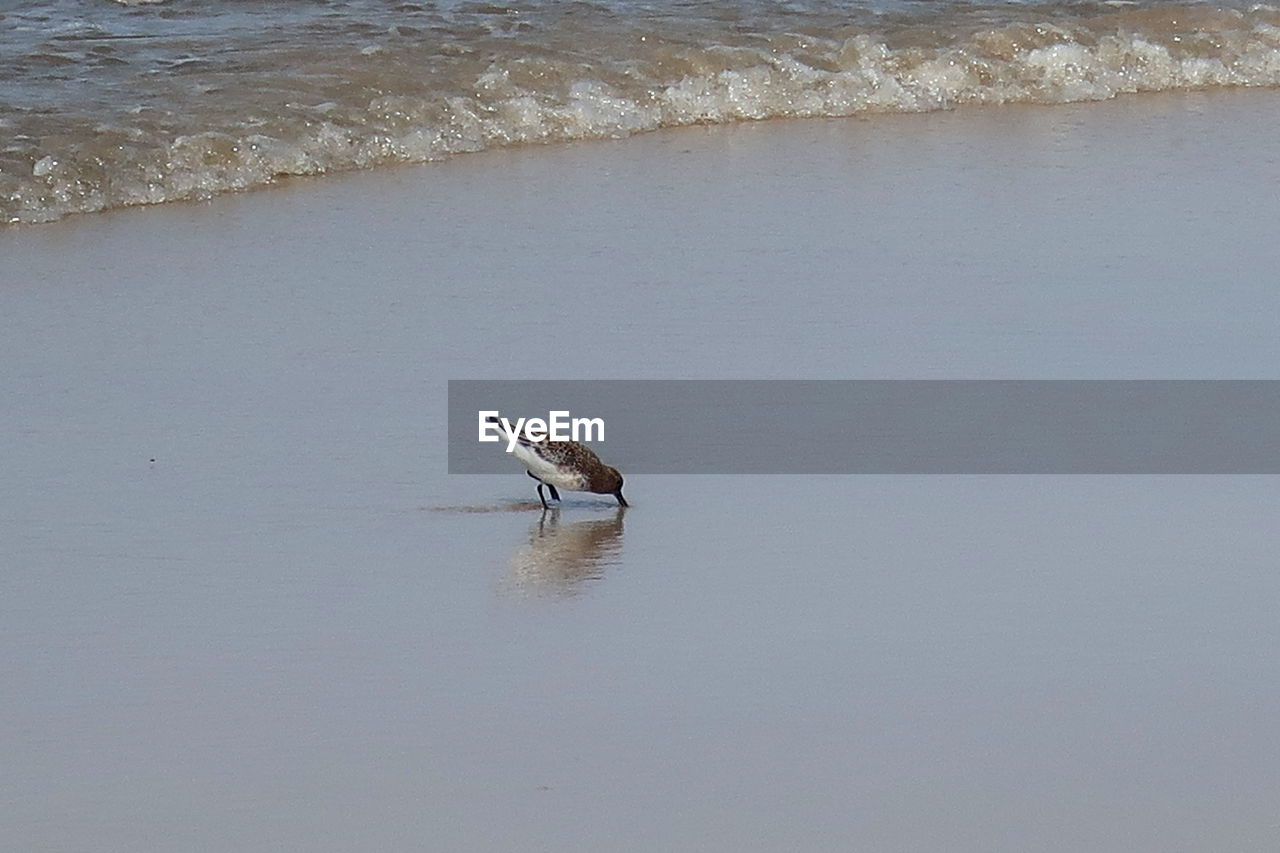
<box><xmin>3</xmin><ymin>0</ymin><xmax>1280</xmax><ymax>223</ymax></box>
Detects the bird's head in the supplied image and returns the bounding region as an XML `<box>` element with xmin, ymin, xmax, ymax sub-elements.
<box><xmin>603</xmin><ymin>467</ymin><xmax>627</xmax><ymax>507</ymax></box>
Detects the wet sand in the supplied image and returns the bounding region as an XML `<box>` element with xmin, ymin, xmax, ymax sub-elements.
<box><xmin>3</xmin><ymin>90</ymin><xmax>1280</xmax><ymax>851</ymax></box>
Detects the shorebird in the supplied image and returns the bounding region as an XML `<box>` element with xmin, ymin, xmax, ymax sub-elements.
<box><xmin>487</xmin><ymin>416</ymin><xmax>628</xmax><ymax>508</ymax></box>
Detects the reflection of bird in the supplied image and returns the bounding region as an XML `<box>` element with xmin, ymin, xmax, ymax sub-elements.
<box><xmin>486</xmin><ymin>415</ymin><xmax>627</xmax><ymax>508</ymax></box>
<box><xmin>505</xmin><ymin>508</ymin><xmax>626</xmax><ymax>596</ymax></box>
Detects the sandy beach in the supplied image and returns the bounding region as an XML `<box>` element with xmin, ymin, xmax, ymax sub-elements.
<box><xmin>4</xmin><ymin>89</ymin><xmax>1280</xmax><ymax>851</ymax></box>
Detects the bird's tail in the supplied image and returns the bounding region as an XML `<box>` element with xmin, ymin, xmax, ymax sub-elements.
<box><xmin>486</xmin><ymin>414</ymin><xmax>535</xmax><ymax>450</ymax></box>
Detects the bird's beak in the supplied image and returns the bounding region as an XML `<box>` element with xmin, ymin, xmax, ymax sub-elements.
<box><xmin>615</xmin><ymin>491</ymin><xmax>628</xmax><ymax>508</ymax></box>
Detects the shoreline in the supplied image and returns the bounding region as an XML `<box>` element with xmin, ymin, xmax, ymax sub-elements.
<box><xmin>4</xmin><ymin>84</ymin><xmax>1280</xmax><ymax>233</ymax></box>
<box><xmin>7</xmin><ymin>85</ymin><xmax>1279</xmax><ymax>379</ymax></box>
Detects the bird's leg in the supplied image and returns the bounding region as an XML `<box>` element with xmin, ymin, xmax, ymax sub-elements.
<box><xmin>527</xmin><ymin>471</ymin><xmax>547</xmax><ymax>504</ymax></box>
<box><xmin>527</xmin><ymin>471</ymin><xmax>557</xmax><ymax>507</ymax></box>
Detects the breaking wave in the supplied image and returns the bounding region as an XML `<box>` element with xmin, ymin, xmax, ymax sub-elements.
<box><xmin>2</xmin><ymin>0</ymin><xmax>1279</xmax><ymax>224</ymax></box>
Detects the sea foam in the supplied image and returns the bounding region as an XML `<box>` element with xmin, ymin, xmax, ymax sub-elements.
<box><xmin>2</xmin><ymin>1</ymin><xmax>1278</xmax><ymax>224</ymax></box>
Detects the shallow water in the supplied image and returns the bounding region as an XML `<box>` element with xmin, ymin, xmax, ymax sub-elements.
<box><xmin>3</xmin><ymin>91</ymin><xmax>1280</xmax><ymax>850</ymax></box>
<box><xmin>6</xmin><ymin>472</ymin><xmax>1280</xmax><ymax>850</ymax></box>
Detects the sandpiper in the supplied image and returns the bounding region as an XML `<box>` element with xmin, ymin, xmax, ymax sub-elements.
<box><xmin>487</xmin><ymin>415</ymin><xmax>628</xmax><ymax>508</ymax></box>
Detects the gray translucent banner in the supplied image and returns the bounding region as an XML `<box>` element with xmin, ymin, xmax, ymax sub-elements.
<box><xmin>448</xmin><ymin>380</ymin><xmax>1280</xmax><ymax>474</ymax></box>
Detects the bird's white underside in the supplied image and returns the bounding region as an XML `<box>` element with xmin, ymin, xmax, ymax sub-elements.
<box><xmin>512</xmin><ymin>443</ymin><xmax>588</xmax><ymax>491</ymax></box>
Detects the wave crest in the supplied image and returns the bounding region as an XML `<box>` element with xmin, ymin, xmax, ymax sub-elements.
<box><xmin>3</xmin><ymin>3</ymin><xmax>1279</xmax><ymax>224</ymax></box>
